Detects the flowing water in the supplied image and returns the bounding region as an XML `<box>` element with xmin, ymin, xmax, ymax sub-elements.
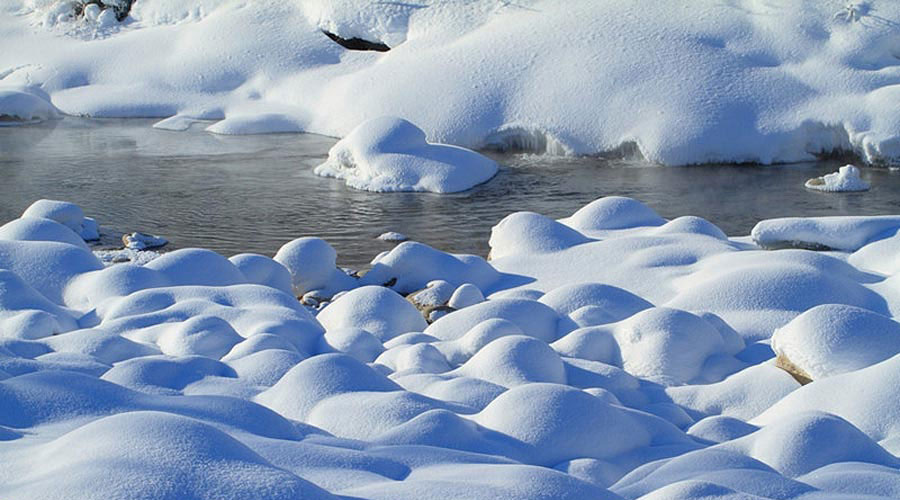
<box><xmin>2</xmin><ymin>118</ymin><xmax>900</xmax><ymax>268</ymax></box>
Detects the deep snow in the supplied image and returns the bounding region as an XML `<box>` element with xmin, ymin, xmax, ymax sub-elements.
<box><xmin>2</xmin><ymin>197</ymin><xmax>900</xmax><ymax>499</ymax></box>
<box><xmin>2</xmin><ymin>1</ymin><xmax>900</xmax><ymax>165</ymax></box>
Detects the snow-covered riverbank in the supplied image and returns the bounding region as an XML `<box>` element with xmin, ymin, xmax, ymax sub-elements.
<box><xmin>2</xmin><ymin>197</ymin><xmax>900</xmax><ymax>499</ymax></box>
<box><xmin>3</xmin><ymin>0</ymin><xmax>900</xmax><ymax>165</ymax></box>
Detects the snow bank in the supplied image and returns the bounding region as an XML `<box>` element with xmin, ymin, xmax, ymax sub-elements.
<box><xmin>805</xmin><ymin>164</ymin><xmax>870</xmax><ymax>192</ymax></box>
<box><xmin>314</xmin><ymin>117</ymin><xmax>498</xmax><ymax>193</ymax></box>
<box><xmin>751</xmin><ymin>215</ymin><xmax>900</xmax><ymax>251</ymax></box>
<box><xmin>8</xmin><ymin>1</ymin><xmax>900</xmax><ymax>164</ymax></box>
<box><xmin>4</xmin><ymin>197</ymin><xmax>900</xmax><ymax>499</ymax></box>
<box><xmin>0</xmin><ymin>85</ymin><xmax>59</xmax><ymax>124</ymax></box>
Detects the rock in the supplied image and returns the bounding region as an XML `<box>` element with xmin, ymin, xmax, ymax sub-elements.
<box><xmin>407</xmin><ymin>280</ymin><xmax>457</xmax><ymax>324</ymax></box>
<box><xmin>322</xmin><ymin>30</ymin><xmax>391</xmax><ymax>52</ymax></box>
<box><xmin>378</xmin><ymin>232</ymin><xmax>408</xmax><ymax>242</ymax></box>
<box><xmin>775</xmin><ymin>351</ymin><xmax>813</xmax><ymax>385</ymax></box>
<box><xmin>122</xmin><ymin>232</ymin><xmax>168</xmax><ymax>250</ymax></box>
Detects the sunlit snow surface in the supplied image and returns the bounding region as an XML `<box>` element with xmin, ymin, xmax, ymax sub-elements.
<box><xmin>3</xmin><ymin>0</ymin><xmax>900</xmax><ymax>165</ymax></box>
<box><xmin>2</xmin><ymin>196</ymin><xmax>900</xmax><ymax>499</ymax></box>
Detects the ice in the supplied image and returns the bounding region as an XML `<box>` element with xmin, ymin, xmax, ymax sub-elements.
<box><xmin>314</xmin><ymin>117</ymin><xmax>498</xmax><ymax>193</ymax></box>
<box><xmin>805</xmin><ymin>164</ymin><xmax>871</xmax><ymax>192</ymax></box>
<box><xmin>3</xmin><ymin>197</ymin><xmax>900</xmax><ymax>499</ymax></box>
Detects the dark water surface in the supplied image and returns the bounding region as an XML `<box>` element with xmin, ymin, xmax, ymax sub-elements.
<box><xmin>2</xmin><ymin>118</ymin><xmax>900</xmax><ymax>268</ymax></box>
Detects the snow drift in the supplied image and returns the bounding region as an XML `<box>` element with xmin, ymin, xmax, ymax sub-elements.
<box><xmin>3</xmin><ymin>0</ymin><xmax>900</xmax><ymax>165</ymax></box>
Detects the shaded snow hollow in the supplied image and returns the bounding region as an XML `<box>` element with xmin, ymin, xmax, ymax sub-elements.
<box><xmin>3</xmin><ymin>0</ymin><xmax>900</xmax><ymax>164</ymax></box>
<box><xmin>2</xmin><ymin>197</ymin><xmax>900</xmax><ymax>499</ymax></box>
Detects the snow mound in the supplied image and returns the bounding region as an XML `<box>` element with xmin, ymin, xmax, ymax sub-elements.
<box><xmin>255</xmin><ymin>353</ymin><xmax>400</xmax><ymax>421</ymax></box>
<box><xmin>561</xmin><ymin>197</ymin><xmax>665</xmax><ymax>234</ymax></box>
<box><xmin>805</xmin><ymin>164</ymin><xmax>870</xmax><ymax>192</ymax></box>
<box><xmin>0</xmin><ymin>411</ymin><xmax>334</xmax><ymax>500</ymax></box>
<box><xmin>362</xmin><ymin>241</ymin><xmax>500</xmax><ymax>294</ymax></box>
<box><xmin>316</xmin><ymin>285</ymin><xmax>427</xmax><ymax>342</ymax></box>
<box><xmin>539</xmin><ymin>282</ymin><xmax>654</xmax><ymax>329</ymax></box>
<box><xmin>314</xmin><ymin>117</ymin><xmax>498</xmax><ymax>193</ymax></box>
<box><xmin>771</xmin><ymin>304</ymin><xmax>900</xmax><ymax>381</ymax></box>
<box><xmin>144</xmin><ymin>248</ymin><xmax>246</xmax><ymax>287</ymax></box>
<box><xmin>319</xmin><ymin>327</ymin><xmax>384</xmax><ymax>363</ymax></box>
<box><xmin>452</xmin><ymin>335</ymin><xmax>565</xmax><ymax>388</ymax></box>
<box><xmin>274</xmin><ymin>237</ymin><xmax>356</xmax><ymax>297</ymax></box>
<box><xmin>206</xmin><ymin>113</ymin><xmax>305</xmax><ymax>135</ymax></box>
<box><xmin>425</xmin><ymin>298</ymin><xmax>560</xmax><ymax>343</ymax></box>
<box><xmin>489</xmin><ymin>212</ymin><xmax>591</xmax><ymax>259</ymax></box>
<box><xmin>473</xmin><ymin>383</ymin><xmax>679</xmax><ymax>466</ymax></box>
<box><xmin>21</xmin><ymin>199</ymin><xmax>99</xmax><ymax>240</ymax></box>
<box><xmin>723</xmin><ymin>411</ymin><xmax>899</xmax><ymax>477</ymax></box>
<box><xmin>229</xmin><ymin>253</ymin><xmax>294</xmax><ymax>295</ymax></box>
<box><xmin>592</xmin><ymin>307</ymin><xmax>742</xmax><ymax>386</ymax></box>
<box><xmin>0</xmin><ymin>86</ymin><xmax>59</xmax><ymax>124</ymax></box>
<box><xmin>754</xmin><ymin>353</ymin><xmax>900</xmax><ymax>444</ymax></box>
<box><xmin>751</xmin><ymin>215</ymin><xmax>900</xmax><ymax>251</ymax></box>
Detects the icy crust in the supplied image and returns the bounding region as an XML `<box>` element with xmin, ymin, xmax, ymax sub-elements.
<box><xmin>5</xmin><ymin>197</ymin><xmax>900</xmax><ymax>499</ymax></box>
<box><xmin>6</xmin><ymin>1</ymin><xmax>900</xmax><ymax>164</ymax></box>
<box><xmin>314</xmin><ymin>117</ymin><xmax>498</xmax><ymax>193</ymax></box>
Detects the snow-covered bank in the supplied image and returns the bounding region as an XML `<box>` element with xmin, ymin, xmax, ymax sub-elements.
<box><xmin>3</xmin><ymin>1</ymin><xmax>900</xmax><ymax>165</ymax></box>
<box><xmin>2</xmin><ymin>197</ymin><xmax>900</xmax><ymax>499</ymax></box>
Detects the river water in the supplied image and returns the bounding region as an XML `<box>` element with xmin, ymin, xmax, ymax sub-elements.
<box><xmin>2</xmin><ymin>118</ymin><xmax>899</xmax><ymax>268</ymax></box>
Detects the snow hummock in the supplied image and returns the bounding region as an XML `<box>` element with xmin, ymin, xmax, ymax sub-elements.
<box><xmin>0</xmin><ymin>85</ymin><xmax>59</xmax><ymax>124</ymax></box>
<box><xmin>771</xmin><ymin>304</ymin><xmax>900</xmax><ymax>380</ymax></box>
<box><xmin>4</xmin><ymin>196</ymin><xmax>900</xmax><ymax>499</ymax></box>
<box><xmin>314</xmin><ymin>117</ymin><xmax>498</xmax><ymax>193</ymax></box>
<box><xmin>805</xmin><ymin>164</ymin><xmax>871</xmax><ymax>192</ymax></box>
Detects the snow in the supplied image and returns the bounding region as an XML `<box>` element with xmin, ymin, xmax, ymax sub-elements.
<box><xmin>377</xmin><ymin>231</ymin><xmax>408</xmax><ymax>242</ymax></box>
<box><xmin>771</xmin><ymin>304</ymin><xmax>900</xmax><ymax>380</ymax></box>
<box><xmin>805</xmin><ymin>164</ymin><xmax>871</xmax><ymax>192</ymax></box>
<box><xmin>0</xmin><ymin>85</ymin><xmax>59</xmax><ymax>124</ymax></box>
<box><xmin>751</xmin><ymin>215</ymin><xmax>900</xmax><ymax>251</ymax></box>
<box><xmin>314</xmin><ymin>117</ymin><xmax>498</xmax><ymax>193</ymax></box>
<box><xmin>316</xmin><ymin>286</ymin><xmax>427</xmax><ymax>342</ymax></box>
<box><xmin>5</xmin><ymin>1</ymin><xmax>900</xmax><ymax>165</ymax></box>
<box><xmin>5</xmin><ymin>196</ymin><xmax>900</xmax><ymax>499</ymax></box>
<box><xmin>273</xmin><ymin>237</ymin><xmax>356</xmax><ymax>298</ymax></box>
